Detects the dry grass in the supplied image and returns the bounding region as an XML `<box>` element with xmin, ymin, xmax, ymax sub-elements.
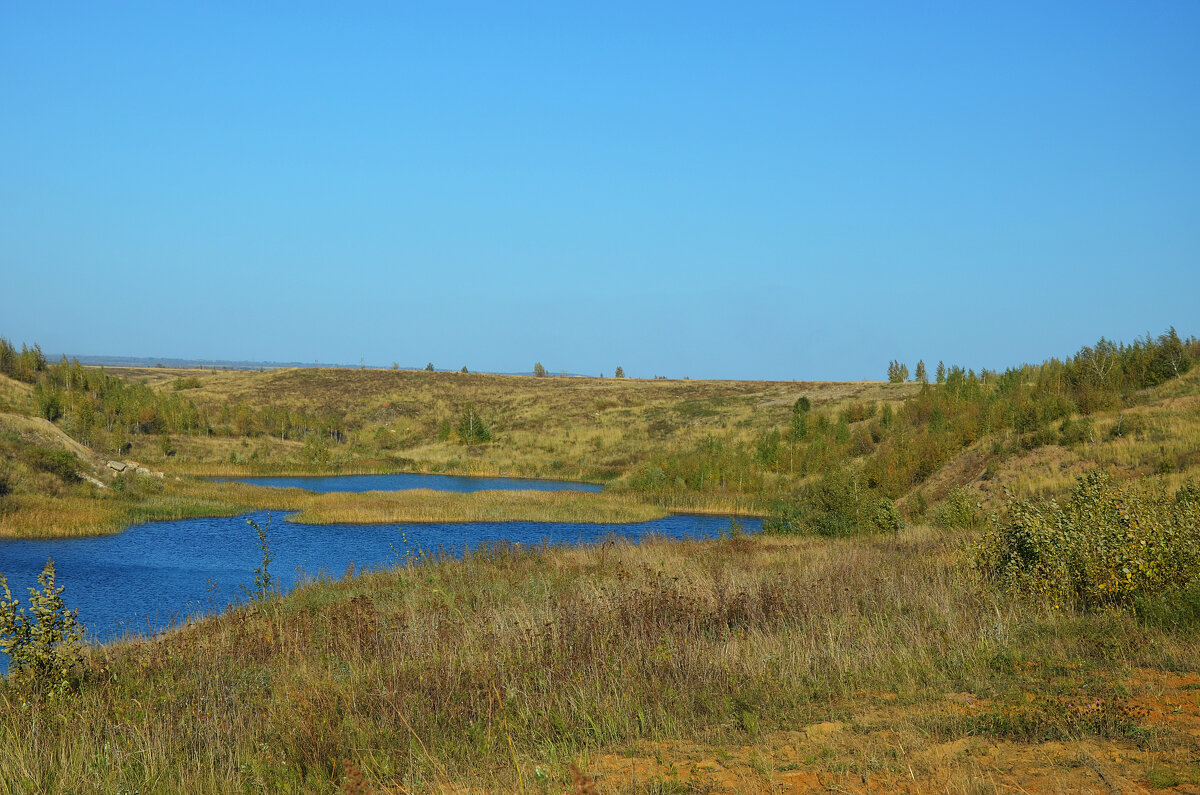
<box><xmin>2</xmin><ymin>527</ymin><xmax>1195</xmax><ymax>792</ymax></box>
<box><xmin>289</xmin><ymin>488</ymin><xmax>668</xmax><ymax>525</ymax></box>
<box><xmin>0</xmin><ymin>476</ymin><xmax>678</xmax><ymax>537</ymax></box>
<box><xmin>106</xmin><ymin>366</ymin><xmax>918</xmax><ymax>481</ymax></box>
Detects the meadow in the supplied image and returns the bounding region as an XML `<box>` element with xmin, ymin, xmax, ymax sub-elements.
<box><xmin>1</xmin><ymin>330</ymin><xmax>1200</xmax><ymax>792</ymax></box>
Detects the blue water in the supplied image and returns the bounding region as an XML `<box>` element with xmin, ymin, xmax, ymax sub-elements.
<box><xmin>211</xmin><ymin>472</ymin><xmax>604</xmax><ymax>493</ymax></box>
<box><xmin>0</xmin><ymin>512</ymin><xmax>758</xmax><ymax>670</ymax></box>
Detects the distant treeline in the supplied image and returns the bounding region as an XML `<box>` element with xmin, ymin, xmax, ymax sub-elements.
<box><xmin>627</xmin><ymin>328</ymin><xmax>1199</xmax><ymax>531</ymax></box>
<box><xmin>0</xmin><ymin>338</ymin><xmax>349</xmax><ymax>457</ymax></box>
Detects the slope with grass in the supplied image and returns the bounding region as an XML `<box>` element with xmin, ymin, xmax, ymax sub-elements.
<box><xmin>2</xmin><ymin>529</ymin><xmax>1197</xmax><ymax>792</ymax></box>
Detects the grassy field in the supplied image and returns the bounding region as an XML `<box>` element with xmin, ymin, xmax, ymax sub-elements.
<box><xmin>2</xmin><ymin>528</ymin><xmax>1197</xmax><ymax>792</ymax></box>
<box><xmin>1</xmin><ymin>368</ymin><xmax>916</xmax><ymax>537</ymax></box>
<box><xmin>106</xmin><ymin>366</ymin><xmax>915</xmax><ymax>482</ymax></box>
<box><xmin>3</xmin><ymin>337</ymin><xmax>1200</xmax><ymax>792</ymax></box>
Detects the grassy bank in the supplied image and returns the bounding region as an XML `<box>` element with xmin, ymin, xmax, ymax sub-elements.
<box><xmin>2</xmin><ymin>527</ymin><xmax>1197</xmax><ymax>792</ymax></box>
<box><xmin>0</xmin><ymin>478</ymin><xmax>680</xmax><ymax>538</ymax></box>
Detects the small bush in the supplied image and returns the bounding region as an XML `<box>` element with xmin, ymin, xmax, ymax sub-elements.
<box><xmin>1057</xmin><ymin>416</ymin><xmax>1094</xmax><ymax>446</ymax></box>
<box><xmin>25</xmin><ymin>447</ymin><xmax>79</xmax><ymax>482</ymax></box>
<box><xmin>1107</xmin><ymin>413</ymin><xmax>1148</xmax><ymax>440</ymax></box>
<box><xmin>0</xmin><ymin>559</ymin><xmax>85</xmax><ymax>697</ymax></box>
<box><xmin>975</xmin><ymin>472</ymin><xmax>1200</xmax><ymax>608</ymax></box>
<box><xmin>934</xmin><ymin>487</ymin><xmax>982</xmax><ymax>530</ymax></box>
<box><xmin>172</xmin><ymin>376</ymin><xmax>202</xmax><ymax>390</ymax></box>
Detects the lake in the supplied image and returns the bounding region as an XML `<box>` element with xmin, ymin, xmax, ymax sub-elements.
<box><xmin>0</xmin><ymin>473</ymin><xmax>756</xmax><ymax>670</ymax></box>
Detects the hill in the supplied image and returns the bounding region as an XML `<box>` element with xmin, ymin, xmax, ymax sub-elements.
<box><xmin>2</xmin><ymin>330</ymin><xmax>1200</xmax><ymax>791</ymax></box>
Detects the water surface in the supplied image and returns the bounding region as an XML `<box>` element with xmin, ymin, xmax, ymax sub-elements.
<box><xmin>0</xmin><ymin>512</ymin><xmax>757</xmax><ymax>668</ymax></box>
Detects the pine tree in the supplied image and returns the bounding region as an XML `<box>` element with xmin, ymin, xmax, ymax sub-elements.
<box><xmin>899</xmin><ymin>363</ymin><xmax>910</xmax><ymax>381</ymax></box>
<box><xmin>936</xmin><ymin>361</ymin><xmax>946</xmax><ymax>383</ymax></box>
<box><xmin>915</xmin><ymin>360</ymin><xmax>928</xmax><ymax>384</ymax></box>
<box><xmin>614</xmin><ymin>366</ymin><xmax>625</xmax><ymax>378</ymax></box>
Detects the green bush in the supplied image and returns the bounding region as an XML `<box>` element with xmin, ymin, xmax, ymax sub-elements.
<box><xmin>25</xmin><ymin>447</ymin><xmax>79</xmax><ymax>482</ymax></box>
<box><xmin>934</xmin><ymin>487</ymin><xmax>982</xmax><ymax>530</ymax></box>
<box><xmin>1107</xmin><ymin>413</ymin><xmax>1148</xmax><ymax>440</ymax></box>
<box><xmin>766</xmin><ymin>467</ymin><xmax>901</xmax><ymax>537</ymax></box>
<box><xmin>0</xmin><ymin>559</ymin><xmax>85</xmax><ymax>697</ymax></box>
<box><xmin>1057</xmin><ymin>416</ymin><xmax>1094</xmax><ymax>446</ymax></box>
<box><xmin>975</xmin><ymin>472</ymin><xmax>1200</xmax><ymax>608</ymax></box>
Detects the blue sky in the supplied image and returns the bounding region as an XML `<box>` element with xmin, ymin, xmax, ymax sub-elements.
<box><xmin>2</xmin><ymin>2</ymin><xmax>1197</xmax><ymax>380</ymax></box>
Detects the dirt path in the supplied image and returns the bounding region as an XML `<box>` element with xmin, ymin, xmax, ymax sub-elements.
<box><xmin>578</xmin><ymin>669</ymin><xmax>1200</xmax><ymax>794</ymax></box>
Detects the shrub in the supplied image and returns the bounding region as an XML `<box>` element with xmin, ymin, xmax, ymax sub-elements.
<box><xmin>975</xmin><ymin>472</ymin><xmax>1200</xmax><ymax>608</ymax></box>
<box><xmin>25</xmin><ymin>447</ymin><xmax>78</xmax><ymax>482</ymax></box>
<box><xmin>1057</xmin><ymin>416</ymin><xmax>1094</xmax><ymax>446</ymax></box>
<box><xmin>934</xmin><ymin>487</ymin><xmax>982</xmax><ymax>530</ymax></box>
<box><xmin>0</xmin><ymin>559</ymin><xmax>85</xmax><ymax>696</ymax></box>
<box><xmin>1106</xmin><ymin>413</ymin><xmax>1148</xmax><ymax>440</ymax></box>
<box><xmin>244</xmin><ymin>515</ymin><xmax>275</xmax><ymax>601</ymax></box>
<box><xmin>765</xmin><ymin>467</ymin><xmax>901</xmax><ymax>537</ymax></box>
<box><xmin>172</xmin><ymin>376</ymin><xmax>202</xmax><ymax>390</ymax></box>
<box><xmin>456</xmin><ymin>405</ymin><xmax>492</xmax><ymax>444</ymax></box>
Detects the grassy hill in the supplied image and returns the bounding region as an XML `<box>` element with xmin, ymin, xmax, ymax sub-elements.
<box><xmin>2</xmin><ymin>331</ymin><xmax>1200</xmax><ymax>791</ymax></box>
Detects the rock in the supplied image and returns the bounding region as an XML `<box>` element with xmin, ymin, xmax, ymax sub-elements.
<box><xmin>107</xmin><ymin>461</ymin><xmax>127</xmax><ymax>472</ymax></box>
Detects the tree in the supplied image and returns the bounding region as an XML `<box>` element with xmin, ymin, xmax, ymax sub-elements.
<box><xmin>461</xmin><ymin>365</ymin><xmax>468</xmax><ymax>374</ymax></box>
<box><xmin>243</xmin><ymin>515</ymin><xmax>274</xmax><ymax>601</ymax></box>
<box><xmin>533</xmin><ymin>362</ymin><xmax>547</xmax><ymax>377</ymax></box>
<box><xmin>899</xmin><ymin>363</ymin><xmax>910</xmax><ymax>382</ymax></box>
<box><xmin>615</xmin><ymin>366</ymin><xmax>625</xmax><ymax>378</ymax></box>
<box><xmin>425</xmin><ymin>362</ymin><xmax>435</xmax><ymax>372</ymax></box>
<box><xmin>793</xmin><ymin>396</ymin><xmax>811</xmax><ymax>413</ymax></box>
<box><xmin>915</xmin><ymin>360</ymin><xmax>928</xmax><ymax>384</ymax></box>
<box><xmin>457</xmin><ymin>404</ymin><xmax>491</xmax><ymax>444</ymax></box>
<box><xmin>0</xmin><ymin>559</ymin><xmax>85</xmax><ymax>695</ymax></box>
<box><xmin>887</xmin><ymin>361</ymin><xmax>903</xmax><ymax>383</ymax></box>
<box><xmin>936</xmin><ymin>361</ymin><xmax>946</xmax><ymax>384</ymax></box>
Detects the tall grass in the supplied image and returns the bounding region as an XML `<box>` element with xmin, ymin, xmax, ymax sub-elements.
<box><xmin>1</xmin><ymin>528</ymin><xmax>1194</xmax><ymax>792</ymax></box>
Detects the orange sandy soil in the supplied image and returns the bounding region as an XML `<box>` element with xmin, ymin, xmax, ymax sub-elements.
<box><xmin>560</xmin><ymin>669</ymin><xmax>1200</xmax><ymax>794</ymax></box>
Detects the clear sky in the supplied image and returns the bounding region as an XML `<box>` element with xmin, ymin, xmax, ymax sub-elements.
<box><xmin>2</xmin><ymin>2</ymin><xmax>1197</xmax><ymax>380</ymax></box>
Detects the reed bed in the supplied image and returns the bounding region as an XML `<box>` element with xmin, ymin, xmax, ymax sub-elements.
<box><xmin>0</xmin><ymin>478</ymin><xmax>673</xmax><ymax>538</ymax></box>
<box><xmin>289</xmin><ymin>488</ymin><xmax>667</xmax><ymax>525</ymax></box>
<box><xmin>2</xmin><ymin>527</ymin><xmax>1194</xmax><ymax>792</ymax></box>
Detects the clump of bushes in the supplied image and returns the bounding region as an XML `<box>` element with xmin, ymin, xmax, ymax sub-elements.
<box><xmin>25</xmin><ymin>447</ymin><xmax>79</xmax><ymax>482</ymax></box>
<box><xmin>975</xmin><ymin>472</ymin><xmax>1200</xmax><ymax>608</ymax></box>
<box><xmin>934</xmin><ymin>487</ymin><xmax>983</xmax><ymax>530</ymax></box>
<box><xmin>766</xmin><ymin>467</ymin><xmax>901</xmax><ymax>537</ymax></box>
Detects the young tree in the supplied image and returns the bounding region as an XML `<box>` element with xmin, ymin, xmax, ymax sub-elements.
<box><xmin>614</xmin><ymin>366</ymin><xmax>625</xmax><ymax>378</ymax></box>
<box><xmin>899</xmin><ymin>363</ymin><xmax>910</xmax><ymax>381</ymax></box>
<box><xmin>425</xmin><ymin>362</ymin><xmax>435</xmax><ymax>372</ymax></box>
<box><xmin>0</xmin><ymin>559</ymin><xmax>85</xmax><ymax>694</ymax></box>
<box><xmin>915</xmin><ymin>360</ymin><xmax>928</xmax><ymax>384</ymax></box>
<box><xmin>936</xmin><ymin>360</ymin><xmax>946</xmax><ymax>384</ymax></box>
<box><xmin>461</xmin><ymin>366</ymin><xmax>468</xmax><ymax>373</ymax></box>
<box><xmin>533</xmin><ymin>362</ymin><xmax>547</xmax><ymax>377</ymax></box>
<box><xmin>457</xmin><ymin>404</ymin><xmax>491</xmax><ymax>444</ymax></box>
